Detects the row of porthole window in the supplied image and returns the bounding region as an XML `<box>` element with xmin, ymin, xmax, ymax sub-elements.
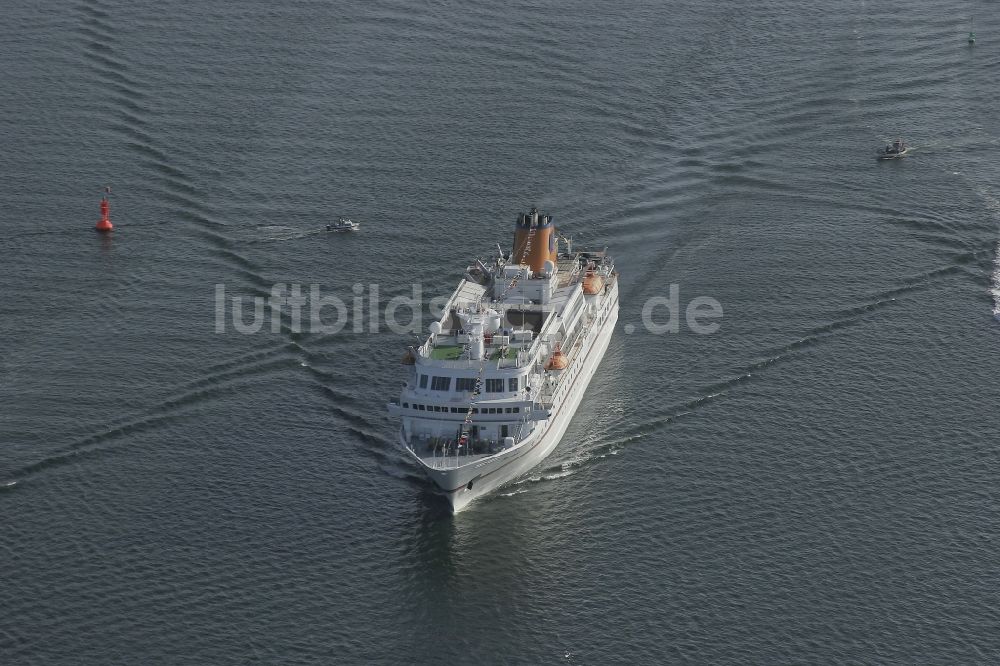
<box><xmin>419</xmin><ymin>375</ymin><xmax>519</xmax><ymax>393</ymax></box>
<box><xmin>403</xmin><ymin>403</ymin><xmax>521</xmax><ymax>414</ymax></box>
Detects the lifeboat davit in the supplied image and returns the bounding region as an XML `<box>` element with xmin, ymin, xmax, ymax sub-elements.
<box><xmin>582</xmin><ymin>270</ymin><xmax>604</xmax><ymax>295</ymax></box>
<box><xmin>544</xmin><ymin>343</ymin><xmax>568</xmax><ymax>370</ymax></box>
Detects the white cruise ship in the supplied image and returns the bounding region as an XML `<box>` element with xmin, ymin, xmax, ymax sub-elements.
<box><xmin>387</xmin><ymin>207</ymin><xmax>619</xmax><ymax>513</ymax></box>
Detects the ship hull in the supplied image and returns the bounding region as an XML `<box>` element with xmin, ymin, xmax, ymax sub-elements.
<box><xmin>405</xmin><ymin>287</ymin><xmax>619</xmax><ymax>513</ymax></box>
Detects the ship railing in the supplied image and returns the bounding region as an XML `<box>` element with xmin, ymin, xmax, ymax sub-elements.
<box><xmin>414</xmin><ymin>350</ymin><xmax>533</xmax><ymax>369</ymax></box>
<box><xmin>413</xmin><ymin>420</ymin><xmax>535</xmax><ymax>469</ymax></box>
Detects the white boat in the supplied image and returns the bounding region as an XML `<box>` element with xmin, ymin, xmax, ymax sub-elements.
<box><xmin>878</xmin><ymin>139</ymin><xmax>908</xmax><ymax>159</ymax></box>
<box><xmin>387</xmin><ymin>207</ymin><xmax>619</xmax><ymax>513</ymax></box>
<box><xmin>327</xmin><ymin>217</ymin><xmax>360</xmax><ymax>232</ymax></box>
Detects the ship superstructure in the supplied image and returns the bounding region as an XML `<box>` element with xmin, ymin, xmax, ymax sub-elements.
<box><xmin>387</xmin><ymin>208</ymin><xmax>619</xmax><ymax>512</ymax></box>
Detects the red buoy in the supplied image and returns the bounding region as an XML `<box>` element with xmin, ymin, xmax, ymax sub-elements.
<box><xmin>95</xmin><ymin>186</ymin><xmax>113</xmax><ymax>232</ymax></box>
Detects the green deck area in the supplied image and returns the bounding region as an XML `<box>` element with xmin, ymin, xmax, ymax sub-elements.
<box><xmin>430</xmin><ymin>345</ymin><xmax>464</xmax><ymax>360</ymax></box>
<box><xmin>490</xmin><ymin>346</ymin><xmax>518</xmax><ymax>360</ymax></box>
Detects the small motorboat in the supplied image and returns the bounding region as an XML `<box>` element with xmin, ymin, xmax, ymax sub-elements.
<box><xmin>327</xmin><ymin>217</ymin><xmax>360</xmax><ymax>232</ymax></box>
<box><xmin>878</xmin><ymin>138</ymin><xmax>909</xmax><ymax>159</ymax></box>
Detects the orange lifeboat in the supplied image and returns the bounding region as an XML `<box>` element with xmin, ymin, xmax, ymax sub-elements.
<box><xmin>582</xmin><ymin>270</ymin><xmax>604</xmax><ymax>295</ymax></box>
<box><xmin>544</xmin><ymin>343</ymin><xmax>568</xmax><ymax>370</ymax></box>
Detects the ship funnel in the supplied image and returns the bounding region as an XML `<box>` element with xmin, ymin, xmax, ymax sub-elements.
<box><xmin>512</xmin><ymin>207</ymin><xmax>558</xmax><ymax>274</ymax></box>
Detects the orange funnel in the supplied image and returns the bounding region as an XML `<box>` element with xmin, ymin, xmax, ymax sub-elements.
<box><xmin>512</xmin><ymin>207</ymin><xmax>557</xmax><ymax>273</ymax></box>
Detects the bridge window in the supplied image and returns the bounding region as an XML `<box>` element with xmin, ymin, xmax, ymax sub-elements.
<box><xmin>456</xmin><ymin>377</ymin><xmax>476</xmax><ymax>392</ymax></box>
<box><xmin>431</xmin><ymin>376</ymin><xmax>451</xmax><ymax>391</ymax></box>
<box><xmin>508</xmin><ymin>377</ymin><xmax>519</xmax><ymax>392</ymax></box>
<box><xmin>419</xmin><ymin>374</ymin><xmax>428</xmax><ymax>389</ymax></box>
<box><xmin>486</xmin><ymin>379</ymin><xmax>504</xmax><ymax>393</ymax></box>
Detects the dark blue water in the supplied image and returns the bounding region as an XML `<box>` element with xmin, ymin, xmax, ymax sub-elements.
<box><xmin>4</xmin><ymin>0</ymin><xmax>1000</xmax><ymax>662</ymax></box>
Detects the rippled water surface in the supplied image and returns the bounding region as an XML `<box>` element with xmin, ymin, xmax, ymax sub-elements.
<box><xmin>4</xmin><ymin>0</ymin><xmax>1000</xmax><ymax>662</ymax></box>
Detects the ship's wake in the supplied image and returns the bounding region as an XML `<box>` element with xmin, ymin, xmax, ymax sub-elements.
<box><xmin>940</xmin><ymin>167</ymin><xmax>1000</xmax><ymax>320</ymax></box>
<box><xmin>980</xmin><ymin>190</ymin><xmax>1000</xmax><ymax>319</ymax></box>
<box><xmin>993</xmin><ymin>250</ymin><xmax>1000</xmax><ymax>320</ymax></box>
<box><xmin>0</xmin><ymin>339</ymin><xmax>384</xmax><ymax>493</ymax></box>
<box><xmin>232</xmin><ymin>225</ymin><xmax>330</xmax><ymax>244</ymax></box>
<box><xmin>510</xmin><ymin>256</ymin><xmax>976</xmax><ymax>494</ymax></box>
<box><xmin>953</xmin><ymin>182</ymin><xmax>1000</xmax><ymax>319</ymax></box>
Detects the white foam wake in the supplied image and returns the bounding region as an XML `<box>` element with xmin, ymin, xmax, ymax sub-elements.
<box><xmin>993</xmin><ymin>240</ymin><xmax>1000</xmax><ymax>319</ymax></box>
<box><xmin>972</xmin><ymin>186</ymin><xmax>1000</xmax><ymax>319</ymax></box>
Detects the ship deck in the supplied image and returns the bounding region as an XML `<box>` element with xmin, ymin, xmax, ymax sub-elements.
<box><xmin>429</xmin><ymin>343</ymin><xmax>519</xmax><ymax>361</ymax></box>
<box><xmin>416</xmin><ymin>450</ymin><xmax>496</xmax><ymax>470</ymax></box>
